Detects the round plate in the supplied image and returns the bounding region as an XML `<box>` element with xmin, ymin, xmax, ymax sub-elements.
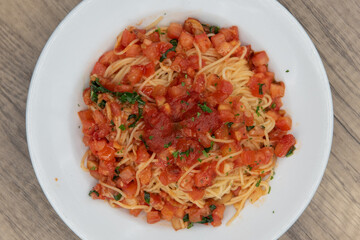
<box><xmin>26</xmin><ymin>0</ymin><xmax>333</xmax><ymax>239</ymax></box>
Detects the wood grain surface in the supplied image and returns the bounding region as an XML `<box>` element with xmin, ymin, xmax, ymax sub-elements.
<box><xmin>0</xmin><ymin>0</ymin><xmax>359</xmax><ymax>239</ymax></box>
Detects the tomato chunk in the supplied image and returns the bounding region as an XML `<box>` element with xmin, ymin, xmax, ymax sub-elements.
<box><xmin>178</xmin><ymin>31</ymin><xmax>194</xmax><ymax>50</ymax></box>
<box><xmin>147</xmin><ymin>211</ymin><xmax>161</xmax><ymax>224</ymax></box>
<box><xmin>275</xmin><ymin>134</ymin><xmax>296</xmax><ymax>157</ymax></box>
<box><xmin>275</xmin><ymin>116</ymin><xmax>292</xmax><ymax>131</ymax></box>
<box><xmin>194</xmin><ymin>33</ymin><xmax>211</xmax><ymax>52</ymax></box>
<box><xmin>252</xmin><ymin>51</ymin><xmax>269</xmax><ymax>67</ymax></box>
<box><xmin>167</xmin><ymin>23</ymin><xmax>183</xmax><ymax>39</ymax></box>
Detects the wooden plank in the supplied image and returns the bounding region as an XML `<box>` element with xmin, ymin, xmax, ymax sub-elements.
<box><xmin>0</xmin><ymin>0</ymin><xmax>358</xmax><ymax>239</ymax></box>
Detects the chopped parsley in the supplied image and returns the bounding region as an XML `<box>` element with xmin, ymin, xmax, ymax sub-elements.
<box><xmin>115</xmin><ymin>166</ymin><xmax>120</xmax><ymax>174</ymax></box>
<box><xmin>149</xmin><ymin>136</ymin><xmax>154</xmax><ymax>140</ymax></box>
<box><xmin>202</xmin><ymin>150</ymin><xmax>209</xmax><ymax>157</ymax></box>
<box><xmin>119</xmin><ymin>124</ymin><xmax>126</xmax><ymax>131</ymax></box>
<box><xmin>268</xmin><ymin>186</ymin><xmax>271</xmax><ymax>194</ymax></box>
<box><xmin>209</xmin><ymin>25</ymin><xmax>220</xmax><ymax>34</ymax></box>
<box><xmin>198</xmin><ymin>103</ymin><xmax>213</xmax><ymax>113</ymax></box>
<box><xmin>187</xmin><ymin>222</ymin><xmax>194</xmax><ymax>229</ymax></box>
<box><xmin>255</xmin><ymin>177</ymin><xmax>262</xmax><ymax>187</ymax></box>
<box><xmin>204</xmin><ymin>141</ymin><xmax>214</xmax><ymax>153</ymax></box>
<box><xmin>197</xmin><ymin>112</ymin><xmax>201</xmax><ymax>117</ymax></box>
<box><xmin>209</xmin><ymin>205</ymin><xmax>217</xmax><ymax>211</ymax></box>
<box><xmin>160</xmin><ymin>39</ymin><xmax>178</xmax><ymax>62</ymax></box>
<box><xmin>197</xmin><ymin>158</ymin><xmax>202</xmax><ymax>162</ymax></box>
<box><xmin>110</xmin><ymin>120</ymin><xmax>115</xmax><ymax>126</ymax></box>
<box><xmin>246</xmin><ymin>126</ymin><xmax>255</xmax><ymax>131</ymax></box>
<box><xmin>172</xmin><ymin>151</ymin><xmax>179</xmax><ymax>158</ymax></box>
<box><xmin>286</xmin><ymin>69</ymin><xmax>289</xmax><ymax>73</ymax></box>
<box><xmin>271</xmin><ymin>103</ymin><xmax>277</xmax><ymax>109</ymax></box>
<box><xmin>256</xmin><ymin>106</ymin><xmax>261</xmax><ymax>117</ymax></box>
<box><xmin>258</xmin><ymin>83</ymin><xmax>265</xmax><ymax>95</ymax></box>
<box><xmin>197</xmin><ymin>215</ymin><xmax>213</xmax><ymax>224</ymax></box>
<box><xmin>248</xmin><ymin>165</ymin><xmax>253</xmax><ymax>171</ymax></box>
<box><xmin>183</xmin><ymin>214</ymin><xmax>189</xmax><ymax>222</ymax></box>
<box><xmin>88</xmin><ymin>190</ymin><xmax>99</xmax><ymax>197</ymax></box>
<box><xmin>286</xmin><ymin>146</ymin><xmax>296</xmax><ymax>157</ymax></box>
<box><xmin>139</xmin><ymin>135</ymin><xmax>149</xmax><ymax>149</ymax></box>
<box><xmin>90</xmin><ymin>166</ymin><xmax>97</xmax><ymax>171</ymax></box>
<box><xmin>144</xmin><ymin>191</ymin><xmax>150</xmax><ymax>204</ymax></box>
<box><xmin>181</xmin><ymin>82</ymin><xmax>185</xmax><ymax>86</ymax></box>
<box><xmin>185</xmin><ymin>74</ymin><xmax>188</xmax><ymax>79</ymax></box>
<box><xmin>98</xmin><ymin>100</ymin><xmax>106</xmax><ymax>109</ymax></box>
<box><xmin>191</xmin><ymin>117</ymin><xmax>195</xmax><ymax>122</ymax></box>
<box><xmin>226</xmin><ymin>122</ymin><xmax>234</xmax><ymax>128</ymax></box>
<box><xmin>114</xmin><ymin>193</ymin><xmax>122</xmax><ymax>201</ymax></box>
<box><xmin>164</xmin><ymin>142</ymin><xmax>172</xmax><ymax>148</ymax></box>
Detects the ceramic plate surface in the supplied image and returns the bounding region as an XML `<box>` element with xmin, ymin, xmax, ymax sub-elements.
<box><xmin>26</xmin><ymin>0</ymin><xmax>333</xmax><ymax>239</ymax></box>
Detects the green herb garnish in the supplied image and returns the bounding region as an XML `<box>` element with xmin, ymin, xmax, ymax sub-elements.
<box><xmin>114</xmin><ymin>193</ymin><xmax>122</xmax><ymax>201</ymax></box>
<box><xmin>160</xmin><ymin>39</ymin><xmax>178</xmax><ymax>62</ymax></box>
<box><xmin>255</xmin><ymin>177</ymin><xmax>262</xmax><ymax>187</ymax></box>
<box><xmin>285</xmin><ymin>146</ymin><xmax>296</xmax><ymax>157</ymax></box>
<box><xmin>246</xmin><ymin>126</ymin><xmax>255</xmax><ymax>131</ymax></box>
<box><xmin>88</xmin><ymin>190</ymin><xmax>99</xmax><ymax>197</ymax></box>
<box><xmin>164</xmin><ymin>142</ymin><xmax>172</xmax><ymax>148</ymax></box>
<box><xmin>198</xmin><ymin>103</ymin><xmax>213</xmax><ymax>113</ymax></box>
<box><xmin>258</xmin><ymin>83</ymin><xmax>265</xmax><ymax>95</ymax></box>
<box><xmin>144</xmin><ymin>191</ymin><xmax>150</xmax><ymax>204</ymax></box>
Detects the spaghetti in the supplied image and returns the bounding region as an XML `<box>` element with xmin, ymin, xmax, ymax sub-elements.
<box><xmin>78</xmin><ymin>17</ymin><xmax>296</xmax><ymax>230</ymax></box>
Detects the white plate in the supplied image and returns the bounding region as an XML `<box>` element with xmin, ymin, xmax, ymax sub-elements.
<box><xmin>26</xmin><ymin>0</ymin><xmax>333</xmax><ymax>239</ymax></box>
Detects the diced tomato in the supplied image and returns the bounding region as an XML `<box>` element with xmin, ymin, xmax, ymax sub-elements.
<box><xmin>269</xmin><ymin>128</ymin><xmax>286</xmax><ymax>142</ymax></box>
<box><xmin>125</xmin><ymin>65</ymin><xmax>144</xmax><ymax>85</ymax></box>
<box><xmin>219</xmin><ymin>26</ymin><xmax>239</xmax><ymax>41</ymax></box>
<box><xmin>147</xmin><ymin>211</ymin><xmax>161</xmax><ymax>224</ymax></box>
<box><xmin>211</xmin><ymin>204</ymin><xmax>225</xmax><ymax>227</ymax></box>
<box><xmin>194</xmin><ymin>162</ymin><xmax>217</xmax><ymax>188</ymax></box>
<box><xmin>270</xmin><ymin>82</ymin><xmax>285</xmax><ymax>98</ymax></box>
<box><xmin>98</xmin><ymin>160</ymin><xmax>115</xmax><ymax>176</ymax></box>
<box><xmin>139</xmin><ymin>165</ymin><xmax>152</xmax><ymax>185</ymax></box>
<box><xmin>211</xmin><ymin>33</ymin><xmax>226</xmax><ymax>48</ymax></box>
<box><xmin>89</xmin><ymin>139</ymin><xmax>106</xmax><ymax>152</ymax></box>
<box><xmin>254</xmin><ymin>147</ymin><xmax>274</xmax><ymax>166</ymax></box>
<box><xmin>167</xmin><ymin>85</ymin><xmax>187</xmax><ymax>100</ymax></box>
<box><xmin>178</xmin><ymin>31</ymin><xmax>194</xmax><ymax>50</ymax></box>
<box><xmin>231</xmin><ymin>125</ymin><xmax>247</xmax><ymax>141</ymax></box>
<box><xmin>166</xmin><ymin>164</ymin><xmax>182</xmax><ymax>183</ymax></box>
<box><xmin>219</xmin><ymin>110</ymin><xmax>235</xmax><ymax>122</ymax></box>
<box><xmin>254</xmin><ymin>65</ymin><xmax>267</xmax><ymax>73</ymax></box>
<box><xmin>143</xmin><ymin>43</ymin><xmax>160</xmax><ymax>62</ymax></box>
<box><xmin>193</xmin><ymin>74</ymin><xmax>205</xmax><ymax>93</ymax></box>
<box><xmin>188</xmin><ymin>188</ymin><xmax>205</xmax><ymax>201</ymax></box>
<box><xmin>167</xmin><ymin>23</ymin><xmax>183</xmax><ymax>39</ymax></box>
<box><xmin>78</xmin><ymin>110</ymin><xmax>96</xmax><ymax>136</ymax></box>
<box><xmin>247</xmin><ymin>73</ymin><xmax>271</xmax><ymax>98</ymax></box>
<box><xmin>149</xmin><ymin>32</ymin><xmax>160</xmax><ymax>42</ymax></box>
<box><xmin>129</xmin><ymin>209</ymin><xmax>142</xmax><ymax>217</ymax></box>
<box><xmin>82</xmin><ymin>87</ymin><xmax>92</xmax><ymax>105</ymax></box>
<box><xmin>161</xmin><ymin>203</ymin><xmax>174</xmax><ymax>221</ymax></box>
<box><xmin>252</xmin><ymin>51</ymin><xmax>269</xmax><ymax>67</ymax></box>
<box><xmin>141</xmin><ymin>86</ymin><xmax>153</xmax><ymax>97</ymax></box>
<box><xmin>92</xmin><ymin>110</ymin><xmax>107</xmax><ymax>124</ymax></box>
<box><xmin>275</xmin><ymin>116</ymin><xmax>292</xmax><ymax>131</ymax></box>
<box><xmin>271</xmin><ymin>97</ymin><xmax>283</xmax><ymax>111</ymax></box>
<box><xmin>144</xmin><ymin>62</ymin><xmax>155</xmax><ymax>77</ymax></box>
<box><xmin>136</xmin><ymin>144</ymin><xmax>150</xmax><ymax>164</ymax></box>
<box><xmin>114</xmin><ymin>84</ymin><xmax>133</xmax><ymax>92</ymax></box>
<box><xmin>119</xmin><ymin>166</ymin><xmax>136</xmax><ymax>184</ymax></box>
<box><xmin>97</xmin><ymin>145</ymin><xmax>115</xmax><ymax>161</ymax></box>
<box><xmin>109</xmin><ymin>102</ymin><xmax>122</xmax><ymax>117</ymax></box>
<box><xmin>125</xmin><ymin>44</ymin><xmax>142</xmax><ymax>57</ymax></box>
<box><xmin>194</xmin><ymin>33</ymin><xmax>211</xmax><ymax>52</ymax></box>
<box><xmin>275</xmin><ymin>134</ymin><xmax>296</xmax><ymax>157</ymax></box>
<box><xmin>216</xmin><ymin>42</ymin><xmax>232</xmax><ymax>56</ymax></box>
<box><xmin>152</xmin><ymin>85</ymin><xmax>167</xmax><ymax>97</ymax></box>
<box><xmin>91</xmin><ymin>62</ymin><xmax>107</xmax><ymax>76</ymax></box>
<box><xmin>121</xmin><ymin>29</ymin><xmax>137</xmax><ymax>47</ymax></box>
<box><xmin>122</xmin><ymin>180</ymin><xmax>137</xmax><ymax>197</ymax></box>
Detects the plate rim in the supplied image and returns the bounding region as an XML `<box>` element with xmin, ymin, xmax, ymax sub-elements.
<box><xmin>26</xmin><ymin>0</ymin><xmax>334</xmax><ymax>239</ymax></box>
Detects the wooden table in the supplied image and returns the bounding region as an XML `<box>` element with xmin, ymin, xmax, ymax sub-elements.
<box><xmin>1</xmin><ymin>0</ymin><xmax>359</xmax><ymax>239</ymax></box>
